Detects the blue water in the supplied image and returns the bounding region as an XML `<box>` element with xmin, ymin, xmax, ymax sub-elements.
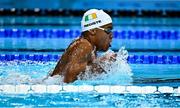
<box><xmin>0</xmin><ymin>93</ymin><xmax>179</xmax><ymax>107</ymax></box>
<box><xmin>0</xmin><ymin>50</ymin><xmax>179</xmax><ymax>107</ymax></box>
<box><xmin>0</xmin><ymin>37</ymin><xmax>179</xmax><ymax>51</ymax></box>
<box><xmin>1</xmin><ymin>17</ymin><xmax>180</xmax><ymax>29</ymax></box>
<box><xmin>0</xmin><ymin>60</ymin><xmax>179</xmax><ymax>86</ymax></box>
<box><xmin>0</xmin><ymin>17</ymin><xmax>179</xmax><ymax>107</ymax></box>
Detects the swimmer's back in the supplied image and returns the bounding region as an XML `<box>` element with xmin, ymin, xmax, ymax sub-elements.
<box><xmin>51</xmin><ymin>37</ymin><xmax>94</xmax><ymax>82</ymax></box>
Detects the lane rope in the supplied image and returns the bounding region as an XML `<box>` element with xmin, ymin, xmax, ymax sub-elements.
<box><xmin>0</xmin><ymin>29</ymin><xmax>179</xmax><ymax>39</ymax></box>
<box><xmin>0</xmin><ymin>85</ymin><xmax>179</xmax><ymax>94</ymax></box>
<box><xmin>0</xmin><ymin>54</ymin><xmax>179</xmax><ymax>64</ymax></box>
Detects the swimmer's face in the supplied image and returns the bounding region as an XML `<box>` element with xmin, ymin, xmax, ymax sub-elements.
<box><xmin>95</xmin><ymin>23</ymin><xmax>113</xmax><ymax>51</ymax></box>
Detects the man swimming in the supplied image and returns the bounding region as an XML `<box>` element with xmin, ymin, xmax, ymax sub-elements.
<box><xmin>51</xmin><ymin>9</ymin><xmax>114</xmax><ymax>83</ymax></box>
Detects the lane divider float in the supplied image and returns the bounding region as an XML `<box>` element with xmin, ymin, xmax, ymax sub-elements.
<box><xmin>0</xmin><ymin>85</ymin><xmax>179</xmax><ymax>94</ymax></box>
<box><xmin>0</xmin><ymin>54</ymin><xmax>179</xmax><ymax>64</ymax></box>
<box><xmin>0</xmin><ymin>29</ymin><xmax>179</xmax><ymax>39</ymax></box>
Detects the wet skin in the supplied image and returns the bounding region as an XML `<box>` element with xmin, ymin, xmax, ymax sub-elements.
<box><xmin>51</xmin><ymin>23</ymin><xmax>113</xmax><ymax>83</ymax></box>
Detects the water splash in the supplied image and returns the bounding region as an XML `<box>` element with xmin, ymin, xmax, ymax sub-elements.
<box><xmin>0</xmin><ymin>72</ymin><xmax>31</xmax><ymax>85</ymax></box>
<box><xmin>0</xmin><ymin>47</ymin><xmax>132</xmax><ymax>85</ymax></box>
<box><xmin>76</xmin><ymin>47</ymin><xmax>133</xmax><ymax>85</ymax></box>
<box><xmin>0</xmin><ymin>61</ymin><xmax>55</xmax><ymax>85</ymax></box>
<box><xmin>42</xmin><ymin>75</ymin><xmax>64</xmax><ymax>85</ymax></box>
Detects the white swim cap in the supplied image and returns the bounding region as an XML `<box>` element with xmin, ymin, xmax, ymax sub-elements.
<box><xmin>81</xmin><ymin>9</ymin><xmax>112</xmax><ymax>32</ymax></box>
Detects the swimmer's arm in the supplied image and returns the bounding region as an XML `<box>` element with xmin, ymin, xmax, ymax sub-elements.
<box><xmin>63</xmin><ymin>43</ymin><xmax>93</xmax><ymax>83</ymax></box>
<box><xmin>63</xmin><ymin>60</ymin><xmax>88</xmax><ymax>83</ymax></box>
<box><xmin>51</xmin><ymin>60</ymin><xmax>62</xmax><ymax>76</ymax></box>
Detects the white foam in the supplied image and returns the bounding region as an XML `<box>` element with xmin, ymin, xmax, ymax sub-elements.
<box><xmin>0</xmin><ymin>85</ymin><xmax>2</xmax><ymax>93</ymax></box>
<box><xmin>77</xmin><ymin>47</ymin><xmax>133</xmax><ymax>85</ymax></box>
<box><xmin>0</xmin><ymin>47</ymin><xmax>132</xmax><ymax>86</ymax></box>
<box><xmin>0</xmin><ymin>72</ymin><xmax>31</xmax><ymax>85</ymax></box>
<box><xmin>42</xmin><ymin>75</ymin><xmax>64</xmax><ymax>85</ymax></box>
<box><xmin>102</xmin><ymin>48</ymin><xmax>133</xmax><ymax>84</ymax></box>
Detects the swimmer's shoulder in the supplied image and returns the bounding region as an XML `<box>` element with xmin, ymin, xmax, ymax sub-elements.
<box><xmin>69</xmin><ymin>37</ymin><xmax>93</xmax><ymax>51</ymax></box>
<box><xmin>80</xmin><ymin>38</ymin><xmax>93</xmax><ymax>47</ymax></box>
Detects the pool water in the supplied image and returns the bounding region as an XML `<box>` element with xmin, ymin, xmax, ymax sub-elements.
<box><xmin>0</xmin><ymin>60</ymin><xmax>179</xmax><ymax>86</ymax></box>
<box><xmin>0</xmin><ymin>17</ymin><xmax>179</xmax><ymax>107</ymax></box>
<box><xmin>0</xmin><ymin>49</ymin><xmax>179</xmax><ymax>107</ymax></box>
<box><xmin>0</xmin><ymin>92</ymin><xmax>180</xmax><ymax>107</ymax></box>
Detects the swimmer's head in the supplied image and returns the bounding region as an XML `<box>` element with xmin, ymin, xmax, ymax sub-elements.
<box><xmin>81</xmin><ymin>9</ymin><xmax>112</xmax><ymax>32</ymax></box>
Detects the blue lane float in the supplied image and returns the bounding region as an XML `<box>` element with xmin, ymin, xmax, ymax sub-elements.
<box><xmin>0</xmin><ymin>29</ymin><xmax>179</xmax><ymax>39</ymax></box>
<box><xmin>0</xmin><ymin>54</ymin><xmax>179</xmax><ymax>64</ymax></box>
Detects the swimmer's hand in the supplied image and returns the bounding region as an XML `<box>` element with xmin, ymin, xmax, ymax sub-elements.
<box><xmin>99</xmin><ymin>52</ymin><xmax>117</xmax><ymax>62</ymax></box>
<box><xmin>90</xmin><ymin>52</ymin><xmax>117</xmax><ymax>74</ymax></box>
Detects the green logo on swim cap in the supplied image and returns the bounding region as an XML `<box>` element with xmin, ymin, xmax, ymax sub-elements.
<box><xmin>85</xmin><ymin>13</ymin><xmax>97</xmax><ymax>22</ymax></box>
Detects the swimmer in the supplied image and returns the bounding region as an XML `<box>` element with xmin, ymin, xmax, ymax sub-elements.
<box><xmin>51</xmin><ymin>9</ymin><xmax>115</xmax><ymax>83</ymax></box>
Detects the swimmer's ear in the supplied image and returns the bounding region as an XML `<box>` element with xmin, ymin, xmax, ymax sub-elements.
<box><xmin>88</xmin><ymin>29</ymin><xmax>96</xmax><ymax>35</ymax></box>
